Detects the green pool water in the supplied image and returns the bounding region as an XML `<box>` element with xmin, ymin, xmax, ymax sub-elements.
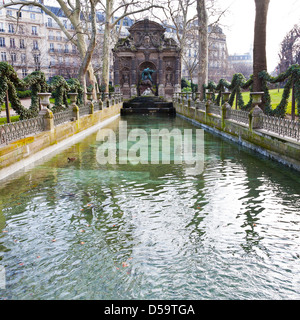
<box><xmin>0</xmin><ymin>114</ymin><xmax>300</xmax><ymax>299</ymax></box>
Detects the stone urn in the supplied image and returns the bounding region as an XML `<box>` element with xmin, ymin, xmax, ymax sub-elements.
<box><xmin>38</xmin><ymin>93</ymin><xmax>51</xmax><ymax>109</ymax></box>
<box><xmin>250</xmin><ymin>92</ymin><xmax>264</xmax><ymax>106</ymax></box>
<box><xmin>86</xmin><ymin>92</ymin><xmax>93</xmax><ymax>101</ymax></box>
<box><xmin>68</xmin><ymin>92</ymin><xmax>78</xmax><ymax>105</ymax></box>
<box><xmin>206</xmin><ymin>91</ymin><xmax>213</xmax><ymax>101</ymax></box>
<box><xmin>222</xmin><ymin>92</ymin><xmax>231</xmax><ymax>103</ymax></box>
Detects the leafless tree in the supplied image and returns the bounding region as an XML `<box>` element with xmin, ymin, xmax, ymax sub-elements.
<box><xmin>278</xmin><ymin>24</ymin><xmax>300</xmax><ymax>73</ymax></box>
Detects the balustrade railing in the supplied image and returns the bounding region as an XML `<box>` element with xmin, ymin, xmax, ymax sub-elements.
<box><xmin>260</xmin><ymin>114</ymin><xmax>300</xmax><ymax>141</ymax></box>
<box><xmin>0</xmin><ymin>96</ymin><xmax>119</xmax><ymax>146</ymax></box>
<box><xmin>196</xmin><ymin>102</ymin><xmax>206</xmax><ymax>111</ymax></box>
<box><xmin>229</xmin><ymin>109</ymin><xmax>249</xmax><ymax>126</ymax></box>
<box><xmin>53</xmin><ymin>108</ymin><xmax>74</xmax><ymax>126</ymax></box>
<box><xmin>0</xmin><ymin>116</ymin><xmax>45</xmax><ymax>146</ymax></box>
<box><xmin>178</xmin><ymin>94</ymin><xmax>300</xmax><ymax>141</ymax></box>
<box><xmin>79</xmin><ymin>105</ymin><xmax>91</xmax><ymax>117</ymax></box>
<box><xmin>209</xmin><ymin>104</ymin><xmax>222</xmax><ymax>117</ymax></box>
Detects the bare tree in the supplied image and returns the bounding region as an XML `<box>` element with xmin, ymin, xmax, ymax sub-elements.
<box><xmin>98</xmin><ymin>0</ymin><xmax>164</xmax><ymax>93</ymax></box>
<box><xmin>278</xmin><ymin>24</ymin><xmax>300</xmax><ymax>73</ymax></box>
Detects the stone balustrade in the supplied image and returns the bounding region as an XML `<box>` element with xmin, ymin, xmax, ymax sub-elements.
<box><xmin>0</xmin><ymin>92</ymin><xmax>123</xmax><ymax>146</ymax></box>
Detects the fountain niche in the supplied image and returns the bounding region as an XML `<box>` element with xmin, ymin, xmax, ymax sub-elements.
<box><xmin>113</xmin><ymin>18</ymin><xmax>181</xmax><ymax>100</ymax></box>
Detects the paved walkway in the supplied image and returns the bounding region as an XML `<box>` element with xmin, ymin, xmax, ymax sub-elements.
<box><xmin>0</xmin><ymin>98</ymin><xmax>31</xmax><ymax>118</ymax></box>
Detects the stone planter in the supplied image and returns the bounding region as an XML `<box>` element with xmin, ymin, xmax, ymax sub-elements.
<box><xmin>206</xmin><ymin>91</ymin><xmax>213</xmax><ymax>101</ymax></box>
<box><xmin>68</xmin><ymin>92</ymin><xmax>78</xmax><ymax>105</ymax></box>
<box><xmin>86</xmin><ymin>92</ymin><xmax>93</xmax><ymax>101</ymax></box>
<box><xmin>222</xmin><ymin>92</ymin><xmax>231</xmax><ymax>103</ymax></box>
<box><xmin>250</xmin><ymin>92</ymin><xmax>264</xmax><ymax>106</ymax></box>
<box><xmin>38</xmin><ymin>93</ymin><xmax>51</xmax><ymax>109</ymax></box>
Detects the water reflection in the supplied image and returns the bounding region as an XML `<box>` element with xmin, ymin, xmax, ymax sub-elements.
<box><xmin>0</xmin><ymin>115</ymin><xmax>300</xmax><ymax>299</ymax></box>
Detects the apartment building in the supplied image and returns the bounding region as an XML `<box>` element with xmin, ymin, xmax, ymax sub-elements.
<box><xmin>0</xmin><ymin>4</ymin><xmax>230</xmax><ymax>86</ymax></box>
<box><xmin>0</xmin><ymin>5</ymin><xmax>47</xmax><ymax>79</ymax></box>
<box><xmin>164</xmin><ymin>21</ymin><xmax>230</xmax><ymax>84</ymax></box>
<box><xmin>45</xmin><ymin>6</ymin><xmax>81</xmax><ymax>80</ymax></box>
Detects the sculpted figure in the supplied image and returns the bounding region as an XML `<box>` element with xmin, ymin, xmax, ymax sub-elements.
<box><xmin>141</xmin><ymin>67</ymin><xmax>155</xmax><ymax>83</ymax></box>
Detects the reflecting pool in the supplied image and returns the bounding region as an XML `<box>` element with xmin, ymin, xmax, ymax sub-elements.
<box><xmin>0</xmin><ymin>115</ymin><xmax>300</xmax><ymax>299</ymax></box>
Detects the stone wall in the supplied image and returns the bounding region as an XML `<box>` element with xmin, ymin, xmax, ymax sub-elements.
<box><xmin>0</xmin><ymin>103</ymin><xmax>122</xmax><ymax>180</ymax></box>
<box><xmin>174</xmin><ymin>99</ymin><xmax>300</xmax><ymax>172</ymax></box>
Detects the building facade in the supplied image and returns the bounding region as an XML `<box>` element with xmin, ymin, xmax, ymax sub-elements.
<box><xmin>0</xmin><ymin>5</ymin><xmax>46</xmax><ymax>78</ymax></box>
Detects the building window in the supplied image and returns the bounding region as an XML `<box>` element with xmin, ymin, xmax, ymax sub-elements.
<box><xmin>33</xmin><ymin>54</ymin><xmax>40</xmax><ymax>70</ymax></box>
<box><xmin>30</xmin><ymin>13</ymin><xmax>35</xmax><ymax>20</ymax></box>
<box><xmin>7</xmin><ymin>10</ymin><xmax>12</xmax><ymax>16</ymax></box>
<box><xmin>0</xmin><ymin>22</ymin><xmax>4</xmax><ymax>32</ymax></box>
<box><xmin>11</xmin><ymin>52</ymin><xmax>16</xmax><ymax>63</ymax></box>
<box><xmin>50</xmin><ymin>56</ymin><xmax>55</xmax><ymax>66</ymax></box>
<box><xmin>64</xmin><ymin>44</ymin><xmax>69</xmax><ymax>53</ymax></box>
<box><xmin>8</xmin><ymin>24</ymin><xmax>14</xmax><ymax>33</ymax></box>
<box><xmin>1</xmin><ymin>52</ymin><xmax>7</xmax><ymax>61</ymax></box>
<box><xmin>32</xmin><ymin>26</ymin><xmax>37</xmax><ymax>35</ymax></box>
<box><xmin>56</xmin><ymin>31</ymin><xmax>62</xmax><ymax>41</ymax></box>
<box><xmin>20</xmin><ymin>39</ymin><xmax>25</xmax><ymax>49</ymax></box>
<box><xmin>10</xmin><ymin>38</ymin><xmax>15</xmax><ymax>48</ymax></box>
<box><xmin>33</xmin><ymin>54</ymin><xmax>40</xmax><ymax>64</ymax></box>
<box><xmin>33</xmin><ymin>40</ymin><xmax>38</xmax><ymax>50</ymax></box>
<box><xmin>0</xmin><ymin>37</ymin><xmax>5</xmax><ymax>47</ymax></box>
<box><xmin>63</xmin><ymin>20</ymin><xmax>67</xmax><ymax>28</ymax></box>
<box><xmin>18</xmin><ymin>25</ymin><xmax>24</xmax><ymax>34</ymax></box>
<box><xmin>16</xmin><ymin>11</ymin><xmax>22</xmax><ymax>18</ymax></box>
<box><xmin>22</xmin><ymin>68</ymin><xmax>27</xmax><ymax>78</ymax></box>
<box><xmin>21</xmin><ymin>53</ymin><xmax>26</xmax><ymax>63</ymax></box>
<box><xmin>48</xmin><ymin>30</ymin><xmax>55</xmax><ymax>40</ymax></box>
<box><xmin>48</xmin><ymin>18</ymin><xmax>52</xmax><ymax>27</ymax></box>
<box><xmin>49</xmin><ymin>43</ymin><xmax>54</xmax><ymax>52</ymax></box>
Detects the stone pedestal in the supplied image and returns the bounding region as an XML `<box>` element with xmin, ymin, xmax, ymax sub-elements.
<box><xmin>39</xmin><ymin>107</ymin><xmax>54</xmax><ymax>131</ymax></box>
<box><xmin>250</xmin><ymin>105</ymin><xmax>263</xmax><ymax>130</ymax></box>
<box><xmin>158</xmin><ymin>84</ymin><xmax>165</xmax><ymax>97</ymax></box>
<box><xmin>130</xmin><ymin>85</ymin><xmax>137</xmax><ymax>97</ymax></box>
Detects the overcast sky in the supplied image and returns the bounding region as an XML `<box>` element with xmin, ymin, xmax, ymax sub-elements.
<box><xmin>218</xmin><ymin>0</ymin><xmax>300</xmax><ymax>72</ymax></box>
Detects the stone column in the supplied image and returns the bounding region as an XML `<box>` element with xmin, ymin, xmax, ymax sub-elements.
<box><xmin>249</xmin><ymin>92</ymin><xmax>264</xmax><ymax>130</ymax></box>
<box><xmin>175</xmin><ymin>56</ymin><xmax>180</xmax><ymax>85</ymax></box>
<box><xmin>131</xmin><ymin>58</ymin><xmax>136</xmax><ymax>85</ymax></box>
<box><xmin>39</xmin><ymin>108</ymin><xmax>54</xmax><ymax>132</ymax></box>
<box><xmin>158</xmin><ymin>54</ymin><xmax>163</xmax><ymax>85</ymax></box>
<box><xmin>221</xmin><ymin>92</ymin><xmax>232</xmax><ymax>120</ymax></box>
<box><xmin>250</xmin><ymin>106</ymin><xmax>263</xmax><ymax>130</ymax></box>
<box><xmin>114</xmin><ymin>56</ymin><xmax>120</xmax><ymax>86</ymax></box>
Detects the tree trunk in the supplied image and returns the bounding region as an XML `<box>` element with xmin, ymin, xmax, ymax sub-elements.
<box><xmin>101</xmin><ymin>0</ymin><xmax>114</xmax><ymax>94</ymax></box>
<box><xmin>197</xmin><ymin>0</ymin><xmax>208</xmax><ymax>100</ymax></box>
<box><xmin>253</xmin><ymin>0</ymin><xmax>270</xmax><ymax>100</ymax></box>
